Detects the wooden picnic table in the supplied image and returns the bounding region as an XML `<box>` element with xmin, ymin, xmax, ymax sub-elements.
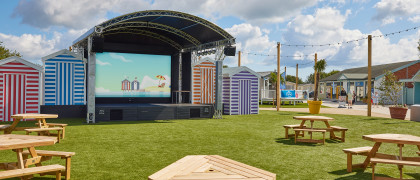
<box><xmin>293</xmin><ymin>116</ymin><xmax>337</xmax><ymax>140</ymax></box>
<box><xmin>362</xmin><ymin>134</ymin><xmax>420</xmax><ymax>169</ymax></box>
<box><xmin>148</xmin><ymin>155</ymin><xmax>276</xmax><ymax>180</ymax></box>
<box><xmin>4</xmin><ymin>114</ymin><xmax>58</xmax><ymax>134</ymax></box>
<box><xmin>0</xmin><ymin>134</ymin><xmax>57</xmax><ymax>169</ymax></box>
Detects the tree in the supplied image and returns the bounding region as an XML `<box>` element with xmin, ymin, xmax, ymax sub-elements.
<box><xmin>305</xmin><ymin>70</ymin><xmax>339</xmax><ymax>84</ymax></box>
<box><xmin>376</xmin><ymin>70</ymin><xmax>403</xmax><ymax>106</ymax></box>
<box><xmin>286</xmin><ymin>75</ymin><xmax>304</xmax><ymax>84</ymax></box>
<box><xmin>0</xmin><ymin>42</ymin><xmax>21</xmax><ymax>60</ymax></box>
<box><xmin>313</xmin><ymin>59</ymin><xmax>327</xmax><ymax>101</ymax></box>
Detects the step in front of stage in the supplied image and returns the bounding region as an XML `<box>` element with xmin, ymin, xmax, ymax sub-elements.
<box><xmin>95</xmin><ymin>104</ymin><xmax>214</xmax><ymax>121</ymax></box>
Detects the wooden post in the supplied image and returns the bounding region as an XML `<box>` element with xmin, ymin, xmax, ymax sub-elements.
<box><xmin>296</xmin><ymin>64</ymin><xmax>298</xmax><ymax>90</ymax></box>
<box><xmin>277</xmin><ymin>42</ymin><xmax>281</xmax><ymax>111</ymax></box>
<box><xmin>238</xmin><ymin>51</ymin><xmax>241</xmax><ymax>67</ymax></box>
<box><xmin>367</xmin><ymin>35</ymin><xmax>372</xmax><ymax>117</ymax></box>
<box><xmin>314</xmin><ymin>53</ymin><xmax>318</xmax><ymax>92</ymax></box>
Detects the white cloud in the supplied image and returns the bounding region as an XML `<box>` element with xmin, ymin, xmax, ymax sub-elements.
<box><xmin>0</xmin><ymin>32</ymin><xmax>62</xmax><ymax>64</ymax></box>
<box><xmin>224</xmin><ymin>23</ymin><xmax>276</xmax><ymax>66</ymax></box>
<box><xmin>408</xmin><ymin>15</ymin><xmax>420</xmax><ymax>23</ymax></box>
<box><xmin>96</xmin><ymin>59</ymin><xmax>111</xmax><ymax>66</ymax></box>
<box><xmin>12</xmin><ymin>0</ymin><xmax>150</xmax><ymax>29</ymax></box>
<box><xmin>12</xmin><ymin>0</ymin><xmax>318</xmax><ymax>30</ymax></box>
<box><xmin>373</xmin><ymin>0</ymin><xmax>420</xmax><ymax>25</ymax></box>
<box><xmin>283</xmin><ymin>6</ymin><xmax>419</xmax><ymax>69</ymax></box>
<box><xmin>96</xmin><ymin>87</ymin><xmax>111</xmax><ymax>93</ymax></box>
<box><xmin>109</xmin><ymin>53</ymin><xmax>132</xmax><ymax>62</ymax></box>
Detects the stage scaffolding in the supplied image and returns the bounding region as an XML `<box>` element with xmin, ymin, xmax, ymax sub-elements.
<box><xmin>72</xmin><ymin>10</ymin><xmax>235</xmax><ymax>123</ymax></box>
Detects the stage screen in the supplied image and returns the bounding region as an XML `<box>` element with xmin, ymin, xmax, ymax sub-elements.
<box><xmin>95</xmin><ymin>52</ymin><xmax>171</xmax><ymax>97</ymax></box>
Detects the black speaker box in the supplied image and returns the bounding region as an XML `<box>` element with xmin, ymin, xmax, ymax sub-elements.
<box><xmin>92</xmin><ymin>36</ymin><xmax>104</xmax><ymax>53</ymax></box>
<box><xmin>224</xmin><ymin>46</ymin><xmax>236</xmax><ymax>56</ymax></box>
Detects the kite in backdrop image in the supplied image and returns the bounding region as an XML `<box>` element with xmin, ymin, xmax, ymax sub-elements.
<box><xmin>95</xmin><ymin>52</ymin><xmax>171</xmax><ymax>98</ymax></box>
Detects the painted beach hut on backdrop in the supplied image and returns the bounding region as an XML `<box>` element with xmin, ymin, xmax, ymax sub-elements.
<box><xmin>0</xmin><ymin>56</ymin><xmax>42</xmax><ymax>121</ymax></box>
<box><xmin>43</xmin><ymin>49</ymin><xmax>86</xmax><ymax>105</ymax></box>
<box><xmin>223</xmin><ymin>66</ymin><xmax>260</xmax><ymax>115</ymax></box>
<box><xmin>191</xmin><ymin>57</ymin><xmax>216</xmax><ymax>104</ymax></box>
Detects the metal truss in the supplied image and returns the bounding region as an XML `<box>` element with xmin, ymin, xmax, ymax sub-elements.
<box><xmin>103</xmin><ymin>21</ymin><xmax>201</xmax><ymax>46</ymax></box>
<box><xmin>98</xmin><ymin>10</ymin><xmax>233</xmax><ymax>40</ymax></box>
<box><xmin>104</xmin><ymin>29</ymin><xmax>183</xmax><ymax>50</ymax></box>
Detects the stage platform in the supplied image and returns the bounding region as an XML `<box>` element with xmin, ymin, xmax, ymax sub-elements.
<box><xmin>95</xmin><ymin>103</ymin><xmax>214</xmax><ymax>121</ymax></box>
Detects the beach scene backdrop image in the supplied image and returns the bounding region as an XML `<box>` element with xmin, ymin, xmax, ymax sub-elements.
<box><xmin>95</xmin><ymin>52</ymin><xmax>171</xmax><ymax>97</ymax></box>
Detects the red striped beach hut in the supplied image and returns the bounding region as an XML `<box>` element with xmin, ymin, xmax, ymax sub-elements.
<box><xmin>0</xmin><ymin>56</ymin><xmax>43</xmax><ymax>121</ymax></box>
<box><xmin>191</xmin><ymin>58</ymin><xmax>216</xmax><ymax>104</ymax></box>
<box><xmin>223</xmin><ymin>66</ymin><xmax>260</xmax><ymax>115</ymax></box>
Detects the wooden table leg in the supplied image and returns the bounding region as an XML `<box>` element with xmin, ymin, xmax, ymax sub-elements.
<box><xmin>310</xmin><ymin>120</ymin><xmax>314</xmax><ymax>139</ymax></box>
<box><xmin>324</xmin><ymin>121</ymin><xmax>336</xmax><ymax>139</ymax></box>
<box><xmin>16</xmin><ymin>148</ymin><xmax>24</xmax><ymax>169</ymax></box>
<box><xmin>362</xmin><ymin>142</ymin><xmax>381</xmax><ymax>169</ymax></box>
<box><xmin>5</xmin><ymin>119</ymin><xmax>21</xmax><ymax>134</ymax></box>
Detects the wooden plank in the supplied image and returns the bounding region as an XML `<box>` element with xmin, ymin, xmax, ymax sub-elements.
<box><xmin>0</xmin><ymin>164</ymin><xmax>64</xmax><ymax>179</ymax></box>
<box><xmin>157</xmin><ymin>156</ymin><xmax>208</xmax><ymax>179</ymax></box>
<box><xmin>370</xmin><ymin>158</ymin><xmax>420</xmax><ymax>166</ymax></box>
<box><xmin>343</xmin><ymin>146</ymin><xmax>372</xmax><ymax>154</ymax></box>
<box><xmin>149</xmin><ymin>156</ymin><xmax>200</xmax><ymax>180</ymax></box>
<box><xmin>206</xmin><ymin>155</ymin><xmax>275</xmax><ymax>179</ymax></box>
<box><xmin>293</xmin><ymin>129</ymin><xmax>326</xmax><ymax>132</ymax></box>
<box><xmin>22</xmin><ymin>150</ymin><xmax>75</xmax><ymax>157</ymax></box>
<box><xmin>25</xmin><ymin>128</ymin><xmax>63</xmax><ymax>132</ymax></box>
<box><xmin>11</xmin><ymin>114</ymin><xmax>58</xmax><ymax>119</ymax></box>
<box><xmin>192</xmin><ymin>163</ymin><xmax>212</xmax><ymax>173</ymax></box>
<box><xmin>362</xmin><ymin>142</ymin><xmax>381</xmax><ymax>169</ymax></box>
<box><xmin>363</xmin><ymin>134</ymin><xmax>420</xmax><ymax>145</ymax></box>
<box><xmin>0</xmin><ymin>125</ymin><xmax>11</xmax><ymax>130</ymax></box>
<box><xmin>0</xmin><ymin>134</ymin><xmax>57</xmax><ymax>150</ymax></box>
<box><xmin>209</xmin><ymin>155</ymin><xmax>275</xmax><ymax>178</ymax></box>
<box><xmin>293</xmin><ymin>116</ymin><xmax>334</xmax><ymax>121</ymax></box>
<box><xmin>172</xmin><ymin>173</ymin><xmax>246</xmax><ymax>179</ymax></box>
<box><xmin>374</xmin><ymin>153</ymin><xmax>420</xmax><ymax>162</ymax></box>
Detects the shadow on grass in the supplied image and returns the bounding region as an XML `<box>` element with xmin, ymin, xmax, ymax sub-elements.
<box><xmin>405</xmin><ymin>173</ymin><xmax>420</xmax><ymax>179</ymax></box>
<box><xmin>274</xmin><ymin>138</ymin><xmax>320</xmax><ymax>146</ymax></box>
<box><xmin>329</xmin><ymin>169</ymin><xmax>392</xmax><ymax>180</ymax></box>
<box><xmin>382</xmin><ymin>121</ymin><xmax>411</xmax><ymax>124</ymax></box>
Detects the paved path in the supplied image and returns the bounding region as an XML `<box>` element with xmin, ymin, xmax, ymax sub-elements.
<box><xmin>261</xmin><ymin>100</ymin><xmax>411</xmax><ymax>120</ymax></box>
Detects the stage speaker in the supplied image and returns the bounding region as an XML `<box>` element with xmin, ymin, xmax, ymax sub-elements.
<box><xmin>92</xmin><ymin>36</ymin><xmax>104</xmax><ymax>53</ymax></box>
<box><xmin>224</xmin><ymin>46</ymin><xmax>236</xmax><ymax>56</ymax></box>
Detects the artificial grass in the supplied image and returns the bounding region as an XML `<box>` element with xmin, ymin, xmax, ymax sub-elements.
<box><xmin>259</xmin><ymin>102</ymin><xmax>329</xmax><ymax>108</ymax></box>
<box><xmin>1</xmin><ymin>111</ymin><xmax>419</xmax><ymax>179</ymax></box>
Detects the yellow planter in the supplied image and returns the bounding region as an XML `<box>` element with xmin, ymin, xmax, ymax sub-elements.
<box><xmin>308</xmin><ymin>100</ymin><xmax>322</xmax><ymax>114</ymax></box>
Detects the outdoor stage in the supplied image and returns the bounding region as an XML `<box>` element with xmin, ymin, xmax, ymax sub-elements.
<box><xmin>95</xmin><ymin>103</ymin><xmax>214</xmax><ymax>121</ymax></box>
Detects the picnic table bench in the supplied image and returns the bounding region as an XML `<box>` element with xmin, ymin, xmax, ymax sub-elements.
<box><xmin>294</xmin><ymin>129</ymin><xmax>326</xmax><ymax>144</ymax></box>
<box><xmin>0</xmin><ymin>134</ymin><xmax>65</xmax><ymax>179</ymax></box>
<box><xmin>342</xmin><ymin>146</ymin><xmax>372</xmax><ymax>172</ymax></box>
<box><xmin>291</xmin><ymin>116</ymin><xmax>348</xmax><ymax>144</ymax></box>
<box><xmin>22</xmin><ymin>150</ymin><xmax>75</xmax><ymax>180</ymax></box>
<box><xmin>25</xmin><ymin>127</ymin><xmax>63</xmax><ymax>143</ymax></box>
<box><xmin>361</xmin><ymin>134</ymin><xmax>420</xmax><ymax>180</ymax></box>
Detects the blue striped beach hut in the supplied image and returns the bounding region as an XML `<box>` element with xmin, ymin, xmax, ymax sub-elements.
<box><xmin>223</xmin><ymin>66</ymin><xmax>260</xmax><ymax>115</ymax></box>
<box><xmin>43</xmin><ymin>49</ymin><xmax>86</xmax><ymax>105</ymax></box>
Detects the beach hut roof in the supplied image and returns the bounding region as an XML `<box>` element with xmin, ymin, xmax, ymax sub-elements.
<box><xmin>223</xmin><ymin>66</ymin><xmax>261</xmax><ymax>78</ymax></box>
<box><xmin>0</xmin><ymin>56</ymin><xmax>42</xmax><ymax>71</ymax></box>
<box><xmin>42</xmin><ymin>49</ymin><xmax>86</xmax><ymax>62</ymax></box>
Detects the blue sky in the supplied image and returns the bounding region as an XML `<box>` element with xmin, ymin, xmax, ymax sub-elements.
<box><xmin>1</xmin><ymin>0</ymin><xmax>419</xmax><ymax>81</ymax></box>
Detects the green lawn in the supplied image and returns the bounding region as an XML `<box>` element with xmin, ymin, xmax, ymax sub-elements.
<box><xmin>1</xmin><ymin>111</ymin><xmax>419</xmax><ymax>179</ymax></box>
<box><xmin>259</xmin><ymin>102</ymin><xmax>330</xmax><ymax>108</ymax></box>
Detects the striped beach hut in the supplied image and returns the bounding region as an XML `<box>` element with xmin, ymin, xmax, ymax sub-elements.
<box><xmin>43</xmin><ymin>49</ymin><xmax>86</xmax><ymax>105</ymax></box>
<box><xmin>223</xmin><ymin>66</ymin><xmax>260</xmax><ymax>115</ymax></box>
<box><xmin>191</xmin><ymin>57</ymin><xmax>216</xmax><ymax>104</ymax></box>
<box><xmin>0</xmin><ymin>56</ymin><xmax>42</xmax><ymax>121</ymax></box>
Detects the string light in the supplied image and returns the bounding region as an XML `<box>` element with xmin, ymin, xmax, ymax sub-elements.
<box><xmin>279</xmin><ymin>25</ymin><xmax>420</xmax><ymax>48</ymax></box>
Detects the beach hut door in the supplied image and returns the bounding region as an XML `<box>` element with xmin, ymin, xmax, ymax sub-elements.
<box><xmin>239</xmin><ymin>79</ymin><xmax>251</xmax><ymax>115</ymax></box>
<box><xmin>2</xmin><ymin>74</ymin><xmax>27</xmax><ymax>121</ymax></box>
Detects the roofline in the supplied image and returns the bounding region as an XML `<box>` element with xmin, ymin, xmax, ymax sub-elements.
<box><xmin>223</xmin><ymin>66</ymin><xmax>261</xmax><ymax>78</ymax></box>
<box><xmin>399</xmin><ymin>70</ymin><xmax>420</xmax><ymax>82</ymax></box>
<box><xmin>374</xmin><ymin>60</ymin><xmax>420</xmax><ymax>80</ymax></box>
<box><xmin>42</xmin><ymin>49</ymin><xmax>86</xmax><ymax>63</ymax></box>
<box><xmin>0</xmin><ymin>56</ymin><xmax>43</xmax><ymax>71</ymax></box>
<box><xmin>71</xmin><ymin>10</ymin><xmax>235</xmax><ymax>50</ymax></box>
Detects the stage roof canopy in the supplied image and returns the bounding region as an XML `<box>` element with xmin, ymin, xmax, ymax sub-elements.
<box><xmin>72</xmin><ymin>10</ymin><xmax>235</xmax><ymax>53</ymax></box>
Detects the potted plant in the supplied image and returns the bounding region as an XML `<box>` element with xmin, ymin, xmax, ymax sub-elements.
<box><xmin>308</xmin><ymin>59</ymin><xmax>327</xmax><ymax>114</ymax></box>
<box><xmin>376</xmin><ymin>70</ymin><xmax>407</xmax><ymax>120</ymax></box>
